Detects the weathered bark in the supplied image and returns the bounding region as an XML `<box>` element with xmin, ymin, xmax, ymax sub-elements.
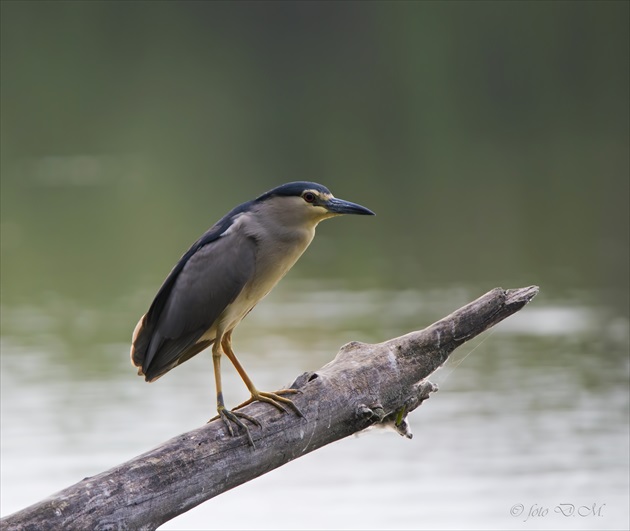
<box><xmin>1</xmin><ymin>286</ymin><xmax>539</xmax><ymax>531</ymax></box>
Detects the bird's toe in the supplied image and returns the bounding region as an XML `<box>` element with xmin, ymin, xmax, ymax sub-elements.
<box><xmin>212</xmin><ymin>408</ymin><xmax>262</xmax><ymax>447</ymax></box>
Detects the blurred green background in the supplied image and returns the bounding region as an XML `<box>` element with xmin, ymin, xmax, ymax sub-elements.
<box><xmin>1</xmin><ymin>0</ymin><xmax>628</xmax><ymax>306</ymax></box>
<box><xmin>1</xmin><ymin>1</ymin><xmax>628</xmax><ymax>530</ymax></box>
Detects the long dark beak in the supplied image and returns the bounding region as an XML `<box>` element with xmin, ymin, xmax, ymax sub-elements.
<box><xmin>325</xmin><ymin>197</ymin><xmax>375</xmax><ymax>216</ymax></box>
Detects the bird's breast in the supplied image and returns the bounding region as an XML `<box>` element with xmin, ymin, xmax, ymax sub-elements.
<box><xmin>219</xmin><ymin>226</ymin><xmax>315</xmax><ymax>333</ymax></box>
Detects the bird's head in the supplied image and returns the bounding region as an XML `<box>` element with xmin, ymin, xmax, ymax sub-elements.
<box><xmin>255</xmin><ymin>181</ymin><xmax>375</xmax><ymax>226</ymax></box>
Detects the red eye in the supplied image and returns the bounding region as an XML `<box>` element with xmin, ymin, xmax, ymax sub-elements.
<box><xmin>303</xmin><ymin>192</ymin><xmax>316</xmax><ymax>203</ymax></box>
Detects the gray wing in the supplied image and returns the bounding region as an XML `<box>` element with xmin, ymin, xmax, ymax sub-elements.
<box><xmin>134</xmin><ymin>231</ymin><xmax>256</xmax><ymax>381</ymax></box>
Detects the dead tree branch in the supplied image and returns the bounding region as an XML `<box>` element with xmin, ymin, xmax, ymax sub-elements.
<box><xmin>1</xmin><ymin>285</ymin><xmax>539</xmax><ymax>531</ymax></box>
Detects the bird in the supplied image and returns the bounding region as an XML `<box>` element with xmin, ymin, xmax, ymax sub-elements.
<box><xmin>130</xmin><ymin>181</ymin><xmax>374</xmax><ymax>445</ymax></box>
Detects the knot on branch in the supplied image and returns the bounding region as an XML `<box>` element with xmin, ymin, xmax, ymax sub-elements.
<box><xmin>356</xmin><ymin>380</ymin><xmax>439</xmax><ymax>439</ymax></box>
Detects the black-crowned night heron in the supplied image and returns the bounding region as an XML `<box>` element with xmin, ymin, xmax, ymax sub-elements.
<box><xmin>131</xmin><ymin>182</ymin><xmax>374</xmax><ymax>444</ymax></box>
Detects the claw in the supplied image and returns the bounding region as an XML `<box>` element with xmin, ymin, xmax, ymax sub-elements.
<box><xmin>208</xmin><ymin>408</ymin><xmax>262</xmax><ymax>447</ymax></box>
<box><xmin>207</xmin><ymin>387</ymin><xmax>303</xmax><ymax>448</ymax></box>
<box><xmin>275</xmin><ymin>388</ymin><xmax>302</xmax><ymax>397</ymax></box>
<box><xmin>233</xmin><ymin>389</ymin><xmax>304</xmax><ymax>417</ymax></box>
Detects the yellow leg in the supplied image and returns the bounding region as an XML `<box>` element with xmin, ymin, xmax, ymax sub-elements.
<box><xmin>221</xmin><ymin>331</ymin><xmax>303</xmax><ymax>417</ymax></box>
<box><xmin>210</xmin><ymin>333</ymin><xmax>260</xmax><ymax>447</ymax></box>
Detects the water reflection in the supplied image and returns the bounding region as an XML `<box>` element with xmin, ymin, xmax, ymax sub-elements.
<box><xmin>1</xmin><ymin>284</ymin><xmax>628</xmax><ymax>530</ymax></box>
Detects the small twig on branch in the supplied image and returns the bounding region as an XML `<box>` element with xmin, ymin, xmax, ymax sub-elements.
<box><xmin>1</xmin><ymin>285</ymin><xmax>539</xmax><ymax>531</ymax></box>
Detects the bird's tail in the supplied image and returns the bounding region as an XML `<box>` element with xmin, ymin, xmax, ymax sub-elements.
<box><xmin>130</xmin><ymin>313</ymin><xmax>150</xmax><ymax>378</ymax></box>
<box><xmin>130</xmin><ymin>314</ymin><xmax>214</xmax><ymax>382</ymax></box>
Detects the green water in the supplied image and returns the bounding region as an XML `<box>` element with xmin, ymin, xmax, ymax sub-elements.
<box><xmin>1</xmin><ymin>2</ymin><xmax>628</xmax><ymax>529</ymax></box>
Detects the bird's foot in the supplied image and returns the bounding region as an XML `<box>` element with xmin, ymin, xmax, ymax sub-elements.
<box><xmin>208</xmin><ymin>408</ymin><xmax>262</xmax><ymax>447</ymax></box>
<box><xmin>234</xmin><ymin>389</ymin><xmax>304</xmax><ymax>417</ymax></box>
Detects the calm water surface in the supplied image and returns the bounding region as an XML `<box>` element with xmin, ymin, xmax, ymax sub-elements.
<box><xmin>1</xmin><ymin>283</ymin><xmax>628</xmax><ymax>530</ymax></box>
